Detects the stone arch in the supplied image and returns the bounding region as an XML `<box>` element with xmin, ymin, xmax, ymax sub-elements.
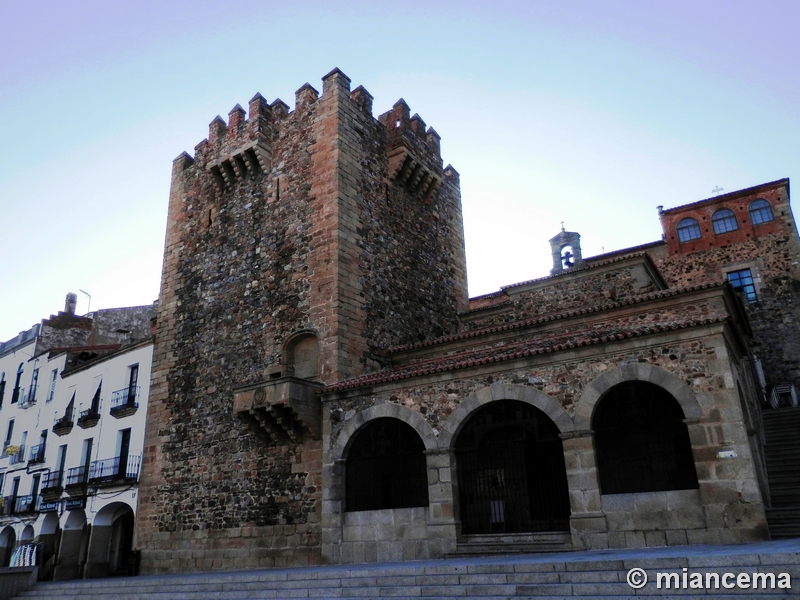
<box><xmin>0</xmin><ymin>526</ymin><xmax>15</xmax><ymax>567</ymax></box>
<box><xmin>93</xmin><ymin>502</ymin><xmax>134</xmax><ymax>527</ymax></box>
<box><xmin>64</xmin><ymin>509</ymin><xmax>86</xmax><ymax>531</ymax></box>
<box><xmin>39</xmin><ymin>511</ymin><xmax>61</xmax><ymax>576</ymax></box>
<box><xmin>87</xmin><ymin>502</ymin><xmax>135</xmax><ymax>577</ymax></box>
<box><xmin>19</xmin><ymin>525</ymin><xmax>34</xmax><ymax>544</ymax></box>
<box><xmin>574</xmin><ymin>364</ymin><xmax>702</xmax><ymax>431</ymax></box>
<box><xmin>438</xmin><ymin>382</ymin><xmax>574</xmax><ymax>450</ymax></box>
<box><xmin>41</xmin><ymin>511</ymin><xmax>60</xmax><ymax>536</ymax></box>
<box><xmin>283</xmin><ymin>330</ymin><xmax>320</xmax><ymax>380</ymax></box>
<box><xmin>331</xmin><ymin>403</ymin><xmax>438</xmax><ymax>462</ymax></box>
<box><xmin>55</xmin><ymin>509</ymin><xmax>89</xmax><ymax>580</ymax></box>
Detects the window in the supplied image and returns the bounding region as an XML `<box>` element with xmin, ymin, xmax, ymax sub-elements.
<box><xmin>127</xmin><ymin>365</ymin><xmax>139</xmax><ymax>403</ymax></box>
<box><xmin>46</xmin><ymin>369</ymin><xmax>57</xmax><ymax>402</ymax></box>
<box><xmin>676</xmin><ymin>218</ymin><xmax>702</xmax><ymax>243</ymax></box>
<box><xmin>3</xmin><ymin>420</ymin><xmax>13</xmax><ymax>449</ymax></box>
<box><xmin>0</xmin><ymin>373</ymin><xmax>5</xmax><ymax>409</ymax></box>
<box><xmin>727</xmin><ymin>268</ymin><xmax>758</xmax><ymax>303</ymax></box>
<box><xmin>28</xmin><ymin>368</ymin><xmax>38</xmax><ymax>403</ymax></box>
<box><xmin>593</xmin><ymin>381</ymin><xmax>698</xmax><ymax>494</ymax></box>
<box><xmin>284</xmin><ymin>332</ymin><xmax>320</xmax><ymax>380</ymax></box>
<box><xmin>712</xmin><ymin>208</ymin><xmax>738</xmax><ymax>234</ymax></box>
<box><xmin>749</xmin><ymin>199</ymin><xmax>774</xmax><ymax>225</ymax></box>
<box><xmin>11</xmin><ymin>364</ymin><xmax>23</xmax><ymax>404</ymax></box>
<box><xmin>345</xmin><ymin>418</ymin><xmax>428</xmax><ymax>511</ymax></box>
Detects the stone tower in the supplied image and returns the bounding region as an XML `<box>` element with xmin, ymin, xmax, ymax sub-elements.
<box><xmin>136</xmin><ymin>69</ymin><xmax>468</xmax><ymax>572</ymax></box>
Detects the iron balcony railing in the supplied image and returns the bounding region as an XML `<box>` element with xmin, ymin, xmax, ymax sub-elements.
<box><xmin>88</xmin><ymin>454</ymin><xmax>141</xmax><ymax>484</ymax></box>
<box><xmin>77</xmin><ymin>407</ymin><xmax>101</xmax><ymax>426</ymax></box>
<box><xmin>8</xmin><ymin>445</ymin><xmax>26</xmax><ymax>466</ymax></box>
<box><xmin>110</xmin><ymin>386</ymin><xmax>140</xmax><ymax>412</ymax></box>
<box><xmin>19</xmin><ymin>385</ymin><xmax>36</xmax><ymax>408</ymax></box>
<box><xmin>66</xmin><ymin>465</ymin><xmax>88</xmax><ymax>487</ymax></box>
<box><xmin>0</xmin><ymin>496</ymin><xmax>13</xmax><ymax>516</ymax></box>
<box><xmin>41</xmin><ymin>470</ymin><xmax>64</xmax><ymax>492</ymax></box>
<box><xmin>19</xmin><ymin>386</ymin><xmax>36</xmax><ymax>408</ymax></box>
<box><xmin>28</xmin><ymin>444</ymin><xmax>45</xmax><ymax>465</ymax></box>
<box><xmin>53</xmin><ymin>410</ymin><xmax>75</xmax><ymax>430</ymax></box>
<box><xmin>13</xmin><ymin>495</ymin><xmax>35</xmax><ymax>514</ymax></box>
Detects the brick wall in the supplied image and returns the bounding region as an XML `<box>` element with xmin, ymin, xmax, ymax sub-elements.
<box><xmin>651</xmin><ymin>180</ymin><xmax>800</xmax><ymax>388</ymax></box>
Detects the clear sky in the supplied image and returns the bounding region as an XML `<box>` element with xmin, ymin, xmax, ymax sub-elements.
<box><xmin>1</xmin><ymin>1</ymin><xmax>798</xmax><ymax>342</ymax></box>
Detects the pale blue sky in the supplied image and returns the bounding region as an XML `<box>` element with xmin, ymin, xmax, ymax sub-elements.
<box><xmin>1</xmin><ymin>1</ymin><xmax>798</xmax><ymax>341</ymax></box>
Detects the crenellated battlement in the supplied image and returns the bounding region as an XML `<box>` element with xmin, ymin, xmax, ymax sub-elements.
<box><xmin>186</xmin><ymin>94</ymin><xmax>278</xmax><ymax>192</ymax></box>
<box><xmin>171</xmin><ymin>69</ymin><xmax>452</xmax><ymax>206</ymax></box>
<box><xmin>379</xmin><ymin>99</ymin><xmax>443</xmax><ymax>203</ymax></box>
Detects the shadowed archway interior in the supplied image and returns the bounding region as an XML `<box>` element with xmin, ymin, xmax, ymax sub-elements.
<box><xmin>455</xmin><ymin>400</ymin><xmax>570</xmax><ymax>535</ymax></box>
<box><xmin>593</xmin><ymin>381</ymin><xmax>699</xmax><ymax>494</ymax></box>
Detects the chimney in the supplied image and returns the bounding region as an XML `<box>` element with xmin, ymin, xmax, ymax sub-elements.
<box><xmin>65</xmin><ymin>293</ymin><xmax>78</xmax><ymax>315</ymax></box>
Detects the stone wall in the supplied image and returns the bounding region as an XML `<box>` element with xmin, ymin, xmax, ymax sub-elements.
<box><xmin>137</xmin><ymin>69</ymin><xmax>468</xmax><ymax>573</ymax></box>
<box><xmin>462</xmin><ymin>255</ymin><xmax>663</xmax><ymax>330</ymax></box>
<box><xmin>321</xmin><ymin>316</ymin><xmax>768</xmax><ymax>561</ymax></box>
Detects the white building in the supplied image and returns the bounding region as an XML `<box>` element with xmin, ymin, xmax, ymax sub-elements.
<box><xmin>0</xmin><ymin>295</ymin><xmax>154</xmax><ymax>579</ymax></box>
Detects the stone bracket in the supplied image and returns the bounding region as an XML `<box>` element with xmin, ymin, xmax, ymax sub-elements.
<box><xmin>207</xmin><ymin>139</ymin><xmax>271</xmax><ymax>194</ymax></box>
<box><xmin>233</xmin><ymin>377</ymin><xmax>324</xmax><ymax>444</ymax></box>
<box><xmin>388</xmin><ymin>147</ymin><xmax>441</xmax><ymax>203</ymax></box>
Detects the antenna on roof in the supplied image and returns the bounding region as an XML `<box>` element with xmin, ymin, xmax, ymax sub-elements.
<box><xmin>712</xmin><ymin>186</ymin><xmax>724</xmax><ymax>195</ymax></box>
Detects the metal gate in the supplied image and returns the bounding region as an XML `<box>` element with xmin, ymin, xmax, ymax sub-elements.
<box><xmin>456</xmin><ymin>402</ymin><xmax>570</xmax><ymax>535</ymax></box>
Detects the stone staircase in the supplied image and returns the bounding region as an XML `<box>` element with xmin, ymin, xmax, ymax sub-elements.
<box><xmin>763</xmin><ymin>406</ymin><xmax>800</xmax><ymax>539</ymax></box>
<box><xmin>10</xmin><ymin>540</ymin><xmax>800</xmax><ymax>599</ymax></box>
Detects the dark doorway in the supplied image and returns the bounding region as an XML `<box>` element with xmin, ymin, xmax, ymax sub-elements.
<box><xmin>455</xmin><ymin>401</ymin><xmax>570</xmax><ymax>534</ymax></box>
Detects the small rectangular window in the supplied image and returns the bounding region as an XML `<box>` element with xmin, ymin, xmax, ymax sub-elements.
<box><xmin>4</xmin><ymin>420</ymin><xmax>14</xmax><ymax>447</ymax></box>
<box><xmin>727</xmin><ymin>269</ymin><xmax>758</xmax><ymax>303</ymax></box>
<box><xmin>47</xmin><ymin>369</ymin><xmax>57</xmax><ymax>402</ymax></box>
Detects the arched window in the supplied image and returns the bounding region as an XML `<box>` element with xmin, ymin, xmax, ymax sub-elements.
<box><xmin>345</xmin><ymin>418</ymin><xmax>428</xmax><ymax>511</ymax></box>
<box><xmin>712</xmin><ymin>208</ymin><xmax>738</xmax><ymax>234</ymax></box>
<box><xmin>593</xmin><ymin>381</ymin><xmax>698</xmax><ymax>494</ymax></box>
<box><xmin>455</xmin><ymin>401</ymin><xmax>570</xmax><ymax>534</ymax></box>
<box><xmin>749</xmin><ymin>199</ymin><xmax>774</xmax><ymax>225</ymax></box>
<box><xmin>284</xmin><ymin>332</ymin><xmax>319</xmax><ymax>380</ymax></box>
<box><xmin>676</xmin><ymin>218</ymin><xmax>702</xmax><ymax>243</ymax></box>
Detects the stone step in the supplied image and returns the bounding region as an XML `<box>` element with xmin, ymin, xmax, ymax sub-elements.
<box><xmin>762</xmin><ymin>407</ymin><xmax>800</xmax><ymax>537</ymax></box>
<box><xmin>11</xmin><ymin>543</ymin><xmax>800</xmax><ymax>600</ymax></box>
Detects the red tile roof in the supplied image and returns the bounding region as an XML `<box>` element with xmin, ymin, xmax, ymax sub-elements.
<box><xmin>392</xmin><ymin>282</ymin><xmax>724</xmax><ymax>353</ymax></box>
<box><xmin>324</xmin><ymin>312</ymin><xmax>728</xmax><ymax>393</ymax></box>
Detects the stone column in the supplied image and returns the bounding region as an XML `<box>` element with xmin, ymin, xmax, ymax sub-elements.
<box><xmin>425</xmin><ymin>448</ymin><xmax>457</xmax><ymax>558</ymax></box>
<box><xmin>560</xmin><ymin>430</ymin><xmax>607</xmax><ymax>550</ymax></box>
<box><xmin>53</xmin><ymin>525</ymin><xmax>89</xmax><ymax>581</ymax></box>
<box><xmin>83</xmin><ymin>524</ymin><xmax>112</xmax><ymax>579</ymax></box>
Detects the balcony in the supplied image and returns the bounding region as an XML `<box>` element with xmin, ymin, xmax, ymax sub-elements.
<box><xmin>53</xmin><ymin>413</ymin><xmax>74</xmax><ymax>436</ymax></box>
<box><xmin>0</xmin><ymin>496</ymin><xmax>12</xmax><ymax>516</ymax></box>
<box><xmin>6</xmin><ymin>444</ymin><xmax>26</xmax><ymax>466</ymax></box>
<box><xmin>110</xmin><ymin>386</ymin><xmax>140</xmax><ymax>418</ymax></box>
<box><xmin>41</xmin><ymin>470</ymin><xmax>64</xmax><ymax>499</ymax></box>
<box><xmin>65</xmin><ymin>466</ymin><xmax>88</xmax><ymax>495</ymax></box>
<box><xmin>77</xmin><ymin>407</ymin><xmax>100</xmax><ymax>429</ymax></box>
<box><xmin>88</xmin><ymin>455</ymin><xmax>141</xmax><ymax>487</ymax></box>
<box><xmin>13</xmin><ymin>495</ymin><xmax>35</xmax><ymax>514</ymax></box>
<box><xmin>19</xmin><ymin>385</ymin><xmax>36</xmax><ymax>409</ymax></box>
<box><xmin>28</xmin><ymin>444</ymin><xmax>45</xmax><ymax>465</ymax></box>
